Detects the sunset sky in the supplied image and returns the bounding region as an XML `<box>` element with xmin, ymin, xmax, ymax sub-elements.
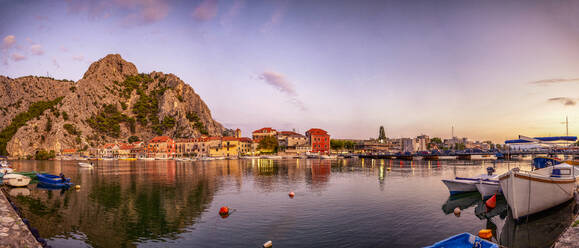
<box><xmin>2</xmin><ymin>0</ymin><xmax>579</xmax><ymax>142</ymax></box>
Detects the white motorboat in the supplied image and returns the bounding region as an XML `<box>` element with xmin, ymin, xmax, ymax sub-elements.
<box><xmin>475</xmin><ymin>180</ymin><xmax>501</xmax><ymax>199</ymax></box>
<box><xmin>442</xmin><ymin>167</ymin><xmax>498</xmax><ymax>195</ymax></box>
<box><xmin>78</xmin><ymin>162</ymin><xmax>94</xmax><ymax>168</ymax></box>
<box><xmin>499</xmin><ymin>162</ymin><xmax>579</xmax><ymax>219</ymax></box>
<box><xmin>3</xmin><ymin>174</ymin><xmax>31</xmax><ymax>187</ymax></box>
<box><xmin>0</xmin><ymin>167</ymin><xmax>13</xmax><ymax>175</ymax></box>
<box><xmin>139</xmin><ymin>157</ymin><xmax>155</xmax><ymax>161</ymax></box>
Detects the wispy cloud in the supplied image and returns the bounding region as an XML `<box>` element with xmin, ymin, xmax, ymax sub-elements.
<box><xmin>548</xmin><ymin>97</ymin><xmax>576</xmax><ymax>106</ymax></box>
<box><xmin>259</xmin><ymin>71</ymin><xmax>306</xmax><ymax>110</ymax></box>
<box><xmin>30</xmin><ymin>44</ymin><xmax>44</xmax><ymax>55</ymax></box>
<box><xmin>2</xmin><ymin>35</ymin><xmax>15</xmax><ymax>49</ymax></box>
<box><xmin>72</xmin><ymin>55</ymin><xmax>84</xmax><ymax>61</ymax></box>
<box><xmin>65</xmin><ymin>0</ymin><xmax>170</xmax><ymax>25</ymax></box>
<box><xmin>11</xmin><ymin>53</ymin><xmax>26</xmax><ymax>62</ymax></box>
<box><xmin>192</xmin><ymin>0</ymin><xmax>218</xmax><ymax>21</ymax></box>
<box><xmin>220</xmin><ymin>0</ymin><xmax>244</xmax><ymax>27</ymax></box>
<box><xmin>52</xmin><ymin>58</ymin><xmax>60</xmax><ymax>69</ymax></box>
<box><xmin>260</xmin><ymin>0</ymin><xmax>288</xmax><ymax>33</ymax></box>
<box><xmin>529</xmin><ymin>78</ymin><xmax>579</xmax><ymax>85</ymax></box>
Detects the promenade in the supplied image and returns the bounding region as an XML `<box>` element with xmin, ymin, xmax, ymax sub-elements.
<box><xmin>0</xmin><ymin>188</ymin><xmax>42</xmax><ymax>248</ymax></box>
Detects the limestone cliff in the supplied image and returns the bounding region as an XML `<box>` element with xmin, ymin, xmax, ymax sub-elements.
<box><xmin>0</xmin><ymin>54</ymin><xmax>224</xmax><ymax>157</ymax></box>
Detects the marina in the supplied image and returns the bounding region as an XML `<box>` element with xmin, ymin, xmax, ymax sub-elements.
<box><xmin>0</xmin><ymin>158</ymin><xmax>577</xmax><ymax>247</ymax></box>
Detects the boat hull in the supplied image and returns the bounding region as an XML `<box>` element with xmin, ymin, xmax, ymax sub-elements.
<box><xmin>3</xmin><ymin>174</ymin><xmax>31</xmax><ymax>187</ymax></box>
<box><xmin>499</xmin><ymin>171</ymin><xmax>576</xmax><ymax>219</ymax></box>
<box><xmin>442</xmin><ymin>179</ymin><xmax>477</xmax><ymax>195</ymax></box>
<box><xmin>475</xmin><ymin>182</ymin><xmax>501</xmax><ymax>199</ymax></box>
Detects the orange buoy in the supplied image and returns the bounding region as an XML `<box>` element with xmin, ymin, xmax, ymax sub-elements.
<box><xmin>288</xmin><ymin>192</ymin><xmax>295</xmax><ymax>198</ymax></box>
<box><xmin>219</xmin><ymin>206</ymin><xmax>229</xmax><ymax>217</ymax></box>
<box><xmin>486</xmin><ymin>194</ymin><xmax>497</xmax><ymax>209</ymax></box>
<box><xmin>453</xmin><ymin>207</ymin><xmax>461</xmax><ymax>217</ymax></box>
<box><xmin>478</xmin><ymin>229</ymin><xmax>492</xmax><ymax>240</ymax></box>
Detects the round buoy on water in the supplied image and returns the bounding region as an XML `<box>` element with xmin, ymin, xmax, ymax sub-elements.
<box><xmin>478</xmin><ymin>229</ymin><xmax>492</xmax><ymax>240</ymax></box>
<box><xmin>486</xmin><ymin>194</ymin><xmax>497</xmax><ymax>209</ymax></box>
<box><xmin>263</xmin><ymin>240</ymin><xmax>273</xmax><ymax>248</ymax></box>
<box><xmin>453</xmin><ymin>207</ymin><xmax>461</xmax><ymax>217</ymax></box>
<box><xmin>219</xmin><ymin>206</ymin><xmax>229</xmax><ymax>217</ymax></box>
<box><xmin>75</xmin><ymin>185</ymin><xmax>81</xmax><ymax>190</ymax></box>
<box><xmin>288</xmin><ymin>192</ymin><xmax>295</xmax><ymax>198</ymax></box>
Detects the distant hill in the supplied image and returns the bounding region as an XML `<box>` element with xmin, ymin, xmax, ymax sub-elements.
<box><xmin>0</xmin><ymin>54</ymin><xmax>224</xmax><ymax>157</ymax></box>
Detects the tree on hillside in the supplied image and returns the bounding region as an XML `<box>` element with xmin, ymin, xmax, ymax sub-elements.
<box><xmin>128</xmin><ymin>136</ymin><xmax>140</xmax><ymax>143</ymax></box>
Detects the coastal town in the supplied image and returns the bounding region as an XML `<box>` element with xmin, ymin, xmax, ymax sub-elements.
<box><xmin>51</xmin><ymin>125</ymin><xmax>517</xmax><ymax>160</ymax></box>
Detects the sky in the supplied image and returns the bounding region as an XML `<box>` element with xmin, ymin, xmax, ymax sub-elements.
<box><xmin>2</xmin><ymin>0</ymin><xmax>579</xmax><ymax>143</ymax></box>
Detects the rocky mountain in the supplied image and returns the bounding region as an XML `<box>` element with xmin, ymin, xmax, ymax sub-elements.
<box><xmin>0</xmin><ymin>54</ymin><xmax>224</xmax><ymax>158</ymax></box>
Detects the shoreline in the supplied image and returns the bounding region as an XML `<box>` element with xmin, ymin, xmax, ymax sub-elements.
<box><xmin>0</xmin><ymin>188</ymin><xmax>43</xmax><ymax>248</ymax></box>
<box><xmin>553</xmin><ymin>192</ymin><xmax>579</xmax><ymax>248</ymax></box>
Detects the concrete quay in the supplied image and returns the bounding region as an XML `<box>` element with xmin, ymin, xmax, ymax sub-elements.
<box><xmin>0</xmin><ymin>188</ymin><xmax>42</xmax><ymax>248</ymax></box>
<box><xmin>553</xmin><ymin>192</ymin><xmax>579</xmax><ymax>248</ymax></box>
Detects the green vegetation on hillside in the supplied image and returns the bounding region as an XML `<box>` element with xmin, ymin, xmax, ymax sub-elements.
<box><xmin>186</xmin><ymin>112</ymin><xmax>208</xmax><ymax>135</ymax></box>
<box><xmin>0</xmin><ymin>97</ymin><xmax>63</xmax><ymax>155</ymax></box>
<box><xmin>35</xmin><ymin>149</ymin><xmax>55</xmax><ymax>160</ymax></box>
<box><xmin>86</xmin><ymin>104</ymin><xmax>135</xmax><ymax>138</ymax></box>
<box><xmin>63</xmin><ymin>124</ymin><xmax>81</xmax><ymax>135</ymax></box>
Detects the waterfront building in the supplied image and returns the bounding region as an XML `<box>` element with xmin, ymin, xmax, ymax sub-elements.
<box><xmin>401</xmin><ymin>138</ymin><xmax>416</xmax><ymax>153</ymax></box>
<box><xmin>147</xmin><ymin>136</ymin><xmax>176</xmax><ymax>159</ymax></box>
<box><xmin>306</xmin><ymin>128</ymin><xmax>330</xmax><ymax>154</ymax></box>
<box><xmin>252</xmin><ymin>127</ymin><xmax>278</xmax><ymax>142</ymax></box>
<box><xmin>278</xmin><ymin>131</ymin><xmax>309</xmax><ymax>154</ymax></box>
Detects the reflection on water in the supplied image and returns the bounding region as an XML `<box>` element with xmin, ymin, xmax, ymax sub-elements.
<box><xmin>4</xmin><ymin>159</ymin><xmax>576</xmax><ymax>247</ymax></box>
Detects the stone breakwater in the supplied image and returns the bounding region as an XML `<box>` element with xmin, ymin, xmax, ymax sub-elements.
<box><xmin>0</xmin><ymin>188</ymin><xmax>42</xmax><ymax>248</ymax></box>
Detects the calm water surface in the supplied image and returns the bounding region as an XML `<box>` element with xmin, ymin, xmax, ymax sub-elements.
<box><xmin>6</xmin><ymin>159</ymin><xmax>579</xmax><ymax>248</ymax></box>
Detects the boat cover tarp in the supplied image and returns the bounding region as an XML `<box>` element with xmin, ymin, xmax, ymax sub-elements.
<box><xmin>505</xmin><ymin>136</ymin><xmax>577</xmax><ymax>144</ymax></box>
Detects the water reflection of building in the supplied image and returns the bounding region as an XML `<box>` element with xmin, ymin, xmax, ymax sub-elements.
<box><xmin>308</xmin><ymin>159</ymin><xmax>331</xmax><ymax>186</ymax></box>
<box><xmin>10</xmin><ymin>160</ymin><xmax>223</xmax><ymax>248</ymax></box>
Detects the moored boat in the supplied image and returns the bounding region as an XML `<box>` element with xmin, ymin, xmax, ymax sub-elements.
<box><xmin>2</xmin><ymin>174</ymin><xmax>31</xmax><ymax>187</ymax></box>
<box><xmin>475</xmin><ymin>180</ymin><xmax>501</xmax><ymax>199</ymax></box>
<box><xmin>425</xmin><ymin>232</ymin><xmax>499</xmax><ymax>248</ymax></box>
<box><xmin>36</xmin><ymin>173</ymin><xmax>72</xmax><ymax>188</ymax></box>
<box><xmin>442</xmin><ymin>167</ymin><xmax>499</xmax><ymax>195</ymax></box>
<box><xmin>78</xmin><ymin>162</ymin><xmax>94</xmax><ymax>168</ymax></box>
<box><xmin>499</xmin><ymin>162</ymin><xmax>579</xmax><ymax>219</ymax></box>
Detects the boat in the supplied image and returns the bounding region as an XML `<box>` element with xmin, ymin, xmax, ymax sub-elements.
<box><xmin>499</xmin><ymin>162</ymin><xmax>579</xmax><ymax>219</ymax></box>
<box><xmin>139</xmin><ymin>157</ymin><xmax>155</xmax><ymax>161</ymax></box>
<box><xmin>0</xmin><ymin>167</ymin><xmax>14</xmax><ymax>175</ymax></box>
<box><xmin>475</xmin><ymin>180</ymin><xmax>501</xmax><ymax>199</ymax></box>
<box><xmin>532</xmin><ymin>156</ymin><xmax>561</xmax><ymax>169</ymax></box>
<box><xmin>78</xmin><ymin>162</ymin><xmax>94</xmax><ymax>168</ymax></box>
<box><xmin>442</xmin><ymin>167</ymin><xmax>499</xmax><ymax>195</ymax></box>
<box><xmin>425</xmin><ymin>232</ymin><xmax>499</xmax><ymax>248</ymax></box>
<box><xmin>11</xmin><ymin>171</ymin><xmax>43</xmax><ymax>180</ymax></box>
<box><xmin>36</xmin><ymin>173</ymin><xmax>73</xmax><ymax>188</ymax></box>
<box><xmin>2</xmin><ymin>174</ymin><xmax>31</xmax><ymax>187</ymax></box>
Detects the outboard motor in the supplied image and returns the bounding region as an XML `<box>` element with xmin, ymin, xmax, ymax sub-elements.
<box><xmin>59</xmin><ymin>173</ymin><xmax>66</xmax><ymax>182</ymax></box>
<box><xmin>486</xmin><ymin>167</ymin><xmax>495</xmax><ymax>176</ymax></box>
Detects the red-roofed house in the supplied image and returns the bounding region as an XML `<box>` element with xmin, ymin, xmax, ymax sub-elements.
<box><xmin>148</xmin><ymin>136</ymin><xmax>176</xmax><ymax>159</ymax></box>
<box><xmin>278</xmin><ymin>131</ymin><xmax>309</xmax><ymax>154</ymax></box>
<box><xmin>252</xmin><ymin>127</ymin><xmax>277</xmax><ymax>142</ymax></box>
<box><xmin>306</xmin><ymin>128</ymin><xmax>331</xmax><ymax>154</ymax></box>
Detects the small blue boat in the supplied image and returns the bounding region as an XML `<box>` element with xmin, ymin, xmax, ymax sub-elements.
<box><xmin>36</xmin><ymin>173</ymin><xmax>73</xmax><ymax>188</ymax></box>
<box><xmin>532</xmin><ymin>157</ymin><xmax>560</xmax><ymax>169</ymax></box>
<box><xmin>425</xmin><ymin>232</ymin><xmax>498</xmax><ymax>248</ymax></box>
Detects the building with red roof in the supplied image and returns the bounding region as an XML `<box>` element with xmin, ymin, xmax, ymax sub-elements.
<box><xmin>148</xmin><ymin>136</ymin><xmax>176</xmax><ymax>158</ymax></box>
<box><xmin>306</xmin><ymin>128</ymin><xmax>331</xmax><ymax>154</ymax></box>
<box><xmin>252</xmin><ymin>127</ymin><xmax>277</xmax><ymax>142</ymax></box>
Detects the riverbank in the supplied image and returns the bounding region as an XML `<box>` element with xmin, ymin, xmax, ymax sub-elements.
<box><xmin>0</xmin><ymin>188</ymin><xmax>42</xmax><ymax>248</ymax></box>
<box><xmin>553</xmin><ymin>193</ymin><xmax>579</xmax><ymax>248</ymax></box>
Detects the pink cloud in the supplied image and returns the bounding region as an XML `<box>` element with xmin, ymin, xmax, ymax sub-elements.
<box><xmin>11</xmin><ymin>53</ymin><xmax>26</xmax><ymax>61</ymax></box>
<box><xmin>192</xmin><ymin>0</ymin><xmax>218</xmax><ymax>21</ymax></box>
<box><xmin>259</xmin><ymin>71</ymin><xmax>306</xmax><ymax>110</ymax></box>
<box><xmin>30</xmin><ymin>44</ymin><xmax>44</xmax><ymax>55</ymax></box>
<box><xmin>2</xmin><ymin>35</ymin><xmax>15</xmax><ymax>49</ymax></box>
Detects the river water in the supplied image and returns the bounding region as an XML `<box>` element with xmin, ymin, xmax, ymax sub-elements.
<box><xmin>5</xmin><ymin>159</ymin><xmax>578</xmax><ymax>248</ymax></box>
